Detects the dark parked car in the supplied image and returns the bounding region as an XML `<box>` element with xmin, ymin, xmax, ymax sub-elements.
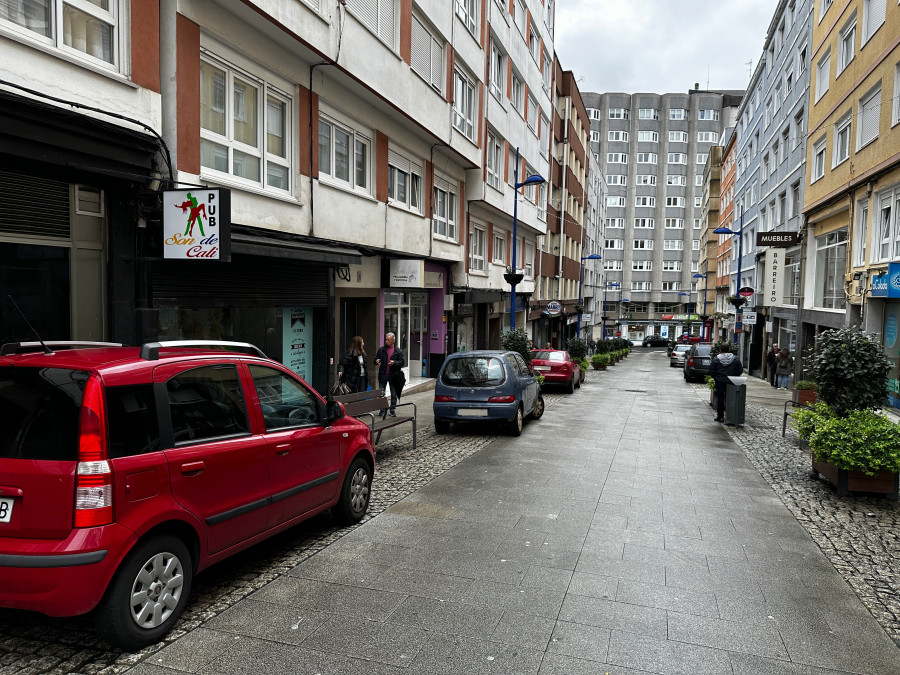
<box><xmin>683</xmin><ymin>343</ymin><xmax>714</xmax><ymax>382</ymax></box>
<box><xmin>531</xmin><ymin>349</ymin><xmax>579</xmax><ymax>393</ymax></box>
<box><xmin>0</xmin><ymin>340</ymin><xmax>374</xmax><ymax>649</ymax></box>
<box><xmin>642</xmin><ymin>335</ymin><xmax>669</xmax><ymax>347</ymax></box>
<box><xmin>433</xmin><ymin>350</ymin><xmax>544</xmax><ymax>436</ymax></box>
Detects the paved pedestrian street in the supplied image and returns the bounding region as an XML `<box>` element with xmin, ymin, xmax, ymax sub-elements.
<box><xmin>1</xmin><ymin>350</ymin><xmax>899</xmax><ymax>674</ymax></box>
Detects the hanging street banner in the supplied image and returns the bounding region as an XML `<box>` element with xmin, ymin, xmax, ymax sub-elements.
<box><xmin>163</xmin><ymin>189</ymin><xmax>231</xmax><ymax>260</ymax></box>
<box><xmin>764</xmin><ymin>248</ymin><xmax>784</xmax><ymax>306</ymax></box>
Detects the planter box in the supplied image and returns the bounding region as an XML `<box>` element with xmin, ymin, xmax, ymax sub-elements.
<box><xmin>811</xmin><ymin>458</ymin><xmax>899</xmax><ymax>500</ymax></box>
<box><xmin>793</xmin><ymin>390</ymin><xmax>817</xmax><ymax>406</ymax></box>
<box><xmin>709</xmin><ymin>389</ymin><xmax>716</xmax><ymax>407</ymax></box>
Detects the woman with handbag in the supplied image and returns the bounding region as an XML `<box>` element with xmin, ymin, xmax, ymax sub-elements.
<box><xmin>338</xmin><ymin>336</ymin><xmax>368</xmax><ymax>393</ymax></box>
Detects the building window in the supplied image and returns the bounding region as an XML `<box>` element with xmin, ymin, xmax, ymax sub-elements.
<box><xmin>663</xmin><ymin>240</ymin><xmax>683</xmax><ymax>250</ymax></box>
<box><xmin>638</xmin><ymin>131</ymin><xmax>658</xmax><ymax>143</ymax></box>
<box><xmin>854</xmin><ymin>199</ymin><xmax>868</xmax><ymax>267</ymax></box>
<box><xmin>665</xmin><ymin>218</ymin><xmax>684</xmax><ymax>228</ymax></box>
<box><xmin>486</xmin><ymin>132</ymin><xmax>503</xmax><ymax>191</ymax></box>
<box><xmin>635</xmin><ymin>196</ymin><xmax>656</xmax><ymax>207</ymax></box>
<box><xmin>456</xmin><ymin>0</ymin><xmax>476</xmax><ymax>34</ymax></box>
<box><xmin>875</xmin><ymin>189</ymin><xmax>900</xmax><ymax>260</ymax></box>
<box><xmin>663</xmin><ymin>261</ymin><xmax>682</xmax><ymax>271</ymax></box>
<box><xmin>633</xmin><ymin>240</ymin><xmax>653</xmax><ymax>249</ymax></box>
<box><xmin>857</xmin><ymin>84</ymin><xmax>881</xmax><ymax>150</ymax></box>
<box><xmin>838</xmin><ymin>13</ymin><xmax>856</xmax><ymax>74</ymax></box>
<box><xmin>0</xmin><ymin>0</ymin><xmax>122</xmax><ymax>68</ymax></box>
<box><xmin>492</xmin><ymin>231</ymin><xmax>506</xmax><ymax>264</ymax></box>
<box><xmin>639</xmin><ymin>108</ymin><xmax>659</xmax><ymax>120</ymax></box>
<box><xmin>607</xmin><ymin>175</ymin><xmax>627</xmax><ymax>186</ymax></box>
<box><xmin>606</xmin><ymin>218</ymin><xmax>625</xmax><ymax>228</ymax></box>
<box><xmin>862</xmin><ymin>0</ymin><xmax>885</xmax><ymax>44</ymax></box>
<box><xmin>511</xmin><ymin>71</ymin><xmax>524</xmax><ymax>112</ymax></box>
<box><xmin>811</xmin><ymin>138</ymin><xmax>826</xmax><ymax>182</ymax></box>
<box><xmin>388</xmin><ymin>148</ymin><xmax>422</xmax><ymax>212</ymax></box>
<box><xmin>604</xmin><ymin>259</ymin><xmax>624</xmax><ymax>270</ymax></box>
<box><xmin>432</xmin><ymin>181</ymin><xmax>458</xmax><ymax>241</ymax></box>
<box><xmin>793</xmin><ymin>108</ymin><xmax>805</xmax><ymax>148</ymax></box>
<box><xmin>669</xmin><ymin>108</ymin><xmax>687</xmax><ymax>120</ymax></box>
<box><xmin>469</xmin><ymin>224</ymin><xmax>485</xmax><ymax>271</ymax></box>
<box><xmin>695</xmin><ymin>175</ymin><xmax>704</xmax><ymax>187</ymax></box>
<box><xmin>347</xmin><ymin>0</ymin><xmax>396</xmax><ymax>47</ymax></box>
<box><xmin>609</xmin><ymin>108</ymin><xmax>630</xmax><ymax>119</ymax></box>
<box><xmin>635</xmin><ymin>175</ymin><xmax>656</xmax><ymax>185</ymax></box>
<box><xmin>633</xmin><ymin>261</ymin><xmax>652</xmax><ymax>271</ymax></box>
<box><xmin>452</xmin><ymin>69</ymin><xmax>476</xmax><ymax>140</ymax></box>
<box><xmin>694</xmin><ymin>196</ymin><xmax>702</xmax><ymax>207</ymax></box>
<box><xmin>894</xmin><ymin>62</ymin><xmax>900</xmax><ymax>127</ymax></box>
<box><xmin>607</xmin><ymin>153</ymin><xmax>628</xmax><ymax>164</ymax></box>
<box><xmin>607</xmin><ymin>196</ymin><xmax>626</xmax><ymax>207</ymax></box>
<box><xmin>608</xmin><ymin>131</ymin><xmax>629</xmax><ymax>142</ymax></box>
<box><xmin>698</xmin><ymin>109</ymin><xmax>719</xmax><ymax>121</ymax></box>
<box><xmin>411</xmin><ymin>15</ymin><xmax>443</xmax><ymax>92</ymax></box>
<box><xmin>527</xmin><ymin>95</ymin><xmax>538</xmax><ymax>131</ymax></box>
<box><xmin>591</xmin><ymin>130</ymin><xmax>601</xmax><ymax>143</ymax></box>
<box><xmin>661</xmin><ymin>281</ymin><xmax>680</xmax><ymax>291</ymax></box>
<box><xmin>524</xmin><ymin>241</ymin><xmax>535</xmax><ymax>277</ymax></box>
<box><xmin>636</xmin><ymin>153</ymin><xmax>657</xmax><ymax>164</ymax></box>
<box><xmin>815</xmin><ymin>49</ymin><xmax>830</xmax><ymax>102</ymax></box>
<box><xmin>528</xmin><ymin>23</ymin><xmax>540</xmax><ymax>62</ymax></box>
<box><xmin>666</xmin><ymin>197</ymin><xmax>684</xmax><ymax>207</ymax></box>
<box><xmin>693</xmin><ymin>219</ymin><xmax>701</xmax><ymax>229</ymax></box>
<box><xmin>697</xmin><ymin>132</ymin><xmax>718</xmax><ymax>143</ymax></box>
<box><xmin>669</xmin><ymin>131</ymin><xmax>688</xmax><ymax>143</ymax></box>
<box><xmin>489</xmin><ymin>41</ymin><xmax>504</xmax><ymax>100</ymax></box>
<box><xmin>696</xmin><ymin>153</ymin><xmax>708</xmax><ymax>165</ymax></box>
<box><xmin>542</xmin><ymin>50</ymin><xmax>551</xmax><ymax>92</ymax></box>
<box><xmin>201</xmin><ymin>57</ymin><xmax>292</xmax><ymax>190</ymax></box>
<box><xmin>815</xmin><ymin>229</ymin><xmax>846</xmax><ymax>309</ymax></box>
<box><xmin>634</xmin><ymin>218</ymin><xmax>655</xmax><ymax>228</ymax></box>
<box><xmin>667</xmin><ymin>153</ymin><xmax>686</xmax><ymax>164</ymax></box>
<box><xmin>632</xmin><ymin>282</ymin><xmax>652</xmax><ymax>291</ymax></box>
<box><xmin>667</xmin><ymin>175</ymin><xmax>686</xmax><ymax>186</ymax></box>
<box><xmin>605</xmin><ymin>239</ymin><xmax>624</xmax><ymax>249</ymax></box>
<box><xmin>833</xmin><ymin>112</ymin><xmax>851</xmax><ymax>166</ymax></box>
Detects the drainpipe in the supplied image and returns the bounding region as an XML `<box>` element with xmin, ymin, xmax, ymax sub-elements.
<box><xmin>159</xmin><ymin>0</ymin><xmax>178</xmax><ymax>170</ymax></box>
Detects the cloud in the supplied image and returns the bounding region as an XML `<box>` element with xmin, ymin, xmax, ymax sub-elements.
<box><xmin>555</xmin><ymin>0</ymin><xmax>773</xmax><ymax>94</ymax></box>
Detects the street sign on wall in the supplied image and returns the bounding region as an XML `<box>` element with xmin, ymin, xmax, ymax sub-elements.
<box><xmin>743</xmin><ymin>311</ymin><xmax>758</xmax><ymax>325</ymax></box>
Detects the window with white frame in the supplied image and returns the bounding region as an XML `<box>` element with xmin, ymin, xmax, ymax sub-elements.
<box><xmin>513</xmin><ymin>0</ymin><xmax>527</xmax><ymax>34</ymax></box>
<box><xmin>663</xmin><ymin>260</ymin><xmax>682</xmax><ymax>271</ymax></box>
<box><xmin>780</xmin><ymin>129</ymin><xmax>789</xmax><ymax>162</ymax></box>
<box><xmin>455</xmin><ymin>0</ymin><xmax>476</xmax><ymax>33</ymax></box>
<box><xmin>388</xmin><ymin>147</ymin><xmax>422</xmax><ymax>212</ymax></box>
<box><xmin>833</xmin><ymin>112</ymin><xmax>851</xmax><ymax>166</ymax></box>
<box><xmin>604</xmin><ymin>259</ymin><xmax>624</xmax><ymax>269</ymax></box>
<box><xmin>636</xmin><ymin>153</ymin><xmax>657</xmax><ymax>164</ymax></box>
<box><xmin>524</xmin><ymin>240</ymin><xmax>535</xmax><ymax>277</ymax></box>
<box><xmin>489</xmin><ymin>41</ymin><xmax>504</xmax><ymax>100</ymax></box>
<box><xmin>347</xmin><ymin>0</ymin><xmax>396</xmax><ymax>46</ymax></box>
<box><xmin>634</xmin><ymin>218</ymin><xmax>655</xmax><ymax>228</ymax></box>
<box><xmin>762</xmin><ymin>152</ymin><xmax>769</xmax><ymax>181</ymax></box>
<box><xmin>667</xmin><ymin>175</ymin><xmax>686</xmax><ymax>186</ymax></box>
<box><xmin>786</xmin><ymin>67</ymin><xmax>794</xmax><ymax>94</ymax></box>
<box><xmin>635</xmin><ymin>196</ymin><xmax>655</xmax><ymax>207</ymax></box>
<box><xmin>527</xmin><ymin>95</ymin><xmax>538</xmax><ymax>131</ymax></box>
<box><xmin>669</xmin><ymin>108</ymin><xmax>687</xmax><ymax>120</ymax></box>
<box><xmin>693</xmin><ymin>218</ymin><xmax>701</xmax><ymax>229</ymax></box>
<box><xmin>697</xmin><ymin>132</ymin><xmax>718</xmax><ymax>143</ymax></box>
<box><xmin>433</xmin><ymin>179</ymin><xmax>457</xmax><ymax>240</ymax></box>
<box><xmin>492</xmin><ymin>230</ymin><xmax>506</xmax><ymax>263</ymax></box>
<box><xmin>606</xmin><ymin>218</ymin><xmax>625</xmax><ymax>228</ymax></box>
<box><xmin>452</xmin><ymin>69</ymin><xmax>476</xmax><ymax>140</ymax></box>
<box><xmin>815</xmin><ymin>49</ymin><xmax>831</xmax><ymax>102</ymax></box>
<box><xmin>862</xmin><ymin>0</ymin><xmax>885</xmax><ymax>44</ymax></box>
<box><xmin>608</xmin><ymin>131</ymin><xmax>629</xmax><ymax>142</ymax></box>
<box><xmin>664</xmin><ymin>239</ymin><xmax>683</xmax><ymax>250</ymax></box>
<box><xmin>607</xmin><ymin>174</ymin><xmax>627</xmax><ymax>186</ymax></box>
<box><xmin>877</xmin><ymin>187</ymin><xmax>900</xmax><ymax>260</ymax></box>
<box><xmin>0</xmin><ymin>0</ymin><xmax>123</xmax><ymax>68</ymax></box>
<box><xmin>894</xmin><ymin>62</ymin><xmax>900</xmax><ymax>126</ymax></box>
<box><xmin>607</xmin><ymin>196</ymin><xmax>625</xmax><ymax>207</ymax></box>
<box><xmin>668</xmin><ymin>153</ymin><xmax>686</xmax><ymax>164</ymax></box>
<box><xmin>857</xmin><ymin>84</ymin><xmax>881</xmax><ymax>150</ymax></box>
<box><xmin>692</xmin><ymin>240</ymin><xmax>700</xmax><ymax>250</ymax></box>
<box><xmin>638</xmin><ymin>131</ymin><xmax>658</xmax><ymax>142</ymax></box>
<box><xmin>875</xmin><ymin>193</ymin><xmax>893</xmax><ymax>261</ymax></box>
<box><xmin>201</xmin><ymin>57</ymin><xmax>293</xmax><ymax>190</ymax></box>
<box><xmin>633</xmin><ymin>239</ymin><xmax>653</xmax><ymax>249</ymax></box>
<box><xmin>605</xmin><ymin>238</ymin><xmax>624</xmax><ymax>249</ymax></box>
<box><xmin>542</xmin><ymin>50</ymin><xmax>551</xmax><ymax>92</ymax></box>
<box><xmin>609</xmin><ymin>108</ymin><xmax>630</xmax><ymax>119</ymax></box>
<box><xmin>765</xmin><ymin>99</ymin><xmax>772</xmax><ymax>127</ymax></box>
<box><xmin>854</xmin><ymin>199</ymin><xmax>868</xmax><ymax>266</ymax></box>
<box><xmin>794</xmin><ymin>108</ymin><xmax>805</xmax><ymax>148</ymax></box>
<box><xmin>636</xmin><ymin>175</ymin><xmax>656</xmax><ymax>185</ymax></box>
<box><xmin>537</xmin><ymin>181</ymin><xmax>546</xmax><ymax>221</ymax></box>
<box><xmin>469</xmin><ymin>223</ymin><xmax>485</xmax><ymax>271</ymax></box>
<box><xmin>608</xmin><ymin>153</ymin><xmax>628</xmax><ymax>164</ymax></box>
<box><xmin>632</xmin><ymin>281</ymin><xmax>652</xmax><ymax>290</ymax></box>
<box><xmin>815</xmin><ymin>228</ymin><xmax>846</xmax><ymax>309</ymax></box>
<box><xmin>665</xmin><ymin>218</ymin><xmax>684</xmax><ymax>228</ymax></box>
<box><xmin>698</xmin><ymin>110</ymin><xmax>719</xmax><ymax>121</ymax></box>
<box><xmin>633</xmin><ymin>260</ymin><xmax>652</xmax><ymax>271</ymax></box>
<box><xmin>590</xmin><ymin>130</ymin><xmax>601</xmax><ymax>143</ymax></box>
<box><xmin>798</xmin><ymin>43</ymin><xmax>808</xmax><ymax>75</ymax></box>
<box><xmin>511</xmin><ymin>71</ymin><xmax>524</xmax><ymax>112</ymax></box>
<box><xmin>411</xmin><ymin>15</ymin><xmax>443</xmax><ymax>92</ymax></box>
<box><xmin>661</xmin><ymin>281</ymin><xmax>680</xmax><ymax>291</ymax></box>
<box><xmin>775</xmin><ymin>82</ymin><xmax>783</xmax><ymax>113</ymax></box>
<box><xmin>695</xmin><ymin>175</ymin><xmax>703</xmax><ymax>187</ymax></box>
<box><xmin>588</xmin><ymin>108</ymin><xmax>601</xmax><ymax>120</ymax></box>
<box><xmin>820</xmin><ymin>0</ymin><xmax>833</xmax><ymax>18</ymax></box>
<box><xmin>669</xmin><ymin>131</ymin><xmax>688</xmax><ymax>143</ymax></box>
<box><xmin>666</xmin><ymin>196</ymin><xmax>684</xmax><ymax>207</ymax></box>
<box><xmin>639</xmin><ymin>108</ymin><xmax>659</xmax><ymax>119</ymax></box>
<box><xmin>838</xmin><ymin>13</ymin><xmax>856</xmax><ymax>74</ymax></box>
<box><xmin>486</xmin><ymin>131</ymin><xmax>503</xmax><ymax>190</ymax></box>
<box><xmin>694</xmin><ymin>196</ymin><xmax>702</xmax><ymax>207</ymax></box>
<box><xmin>696</xmin><ymin>153</ymin><xmax>708</xmax><ymax>165</ymax></box>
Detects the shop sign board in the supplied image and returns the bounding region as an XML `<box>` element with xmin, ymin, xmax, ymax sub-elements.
<box><xmin>756</xmin><ymin>232</ymin><xmax>799</xmax><ymax>247</ymax></box>
<box><xmin>764</xmin><ymin>249</ymin><xmax>784</xmax><ymax>306</ymax></box>
<box><xmin>283</xmin><ymin>307</ymin><xmax>313</xmax><ymax>382</ymax></box>
<box><xmin>163</xmin><ymin>189</ymin><xmax>230</xmax><ymax>260</ymax></box>
<box><xmin>871</xmin><ymin>263</ymin><xmax>900</xmax><ymax>298</ymax></box>
<box><xmin>546</xmin><ymin>301</ymin><xmax>562</xmax><ymax>316</ymax></box>
<box><xmin>743</xmin><ymin>311</ymin><xmax>758</xmax><ymax>325</ymax></box>
<box><xmin>389</xmin><ymin>259</ymin><xmax>425</xmax><ymax>287</ymax></box>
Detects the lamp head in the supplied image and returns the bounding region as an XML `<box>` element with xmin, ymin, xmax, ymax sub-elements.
<box><xmin>713</xmin><ymin>227</ymin><xmax>735</xmax><ymax>235</ymax></box>
<box><xmin>516</xmin><ymin>174</ymin><xmax>546</xmax><ymax>189</ymax></box>
<box><xmin>581</xmin><ymin>253</ymin><xmax>603</xmax><ymax>260</ymax></box>
<box><xmin>692</xmin><ymin>273</ymin><xmax>704</xmax><ymax>278</ymax></box>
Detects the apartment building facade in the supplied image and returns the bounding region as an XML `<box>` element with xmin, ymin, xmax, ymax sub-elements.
<box><xmin>698</xmin><ymin>145</ymin><xmax>723</xmax><ymax>342</ymax></box>
<box><xmin>715</xmin><ymin>129</ymin><xmax>738</xmax><ymax>341</ymax></box>
<box><xmin>729</xmin><ymin>0</ymin><xmax>813</xmax><ymax>374</ymax></box>
<box><xmin>583</xmin><ymin>88</ymin><xmax>742</xmax><ymax>342</ymax></box>
<box><xmin>803</xmin><ymin>0</ymin><xmax>900</xmax><ymax>407</ymax></box>
<box><xmin>0</xmin><ymin>0</ymin><xmax>574</xmax><ymax>392</ymax></box>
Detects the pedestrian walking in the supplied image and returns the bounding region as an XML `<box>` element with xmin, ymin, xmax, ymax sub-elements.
<box><xmin>337</xmin><ymin>336</ymin><xmax>368</xmax><ymax>393</ymax></box>
<box><xmin>766</xmin><ymin>344</ymin><xmax>779</xmax><ymax>387</ymax></box>
<box><xmin>775</xmin><ymin>347</ymin><xmax>794</xmax><ymax>390</ymax></box>
<box><xmin>375</xmin><ymin>332</ymin><xmax>405</xmax><ymax>416</ymax></box>
<box><xmin>708</xmin><ymin>342</ymin><xmax>743</xmax><ymax>423</ymax></box>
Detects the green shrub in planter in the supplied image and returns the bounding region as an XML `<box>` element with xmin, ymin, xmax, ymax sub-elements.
<box><xmin>535</xmin><ymin>373</ymin><xmax>545</xmax><ymax>386</ymax></box>
<box><xmin>576</xmin><ymin>357</ymin><xmax>589</xmax><ymax>372</ymax></box>
<box><xmin>794</xmin><ymin>380</ymin><xmax>818</xmax><ymax>391</ymax></box>
<box><xmin>709</xmin><ymin>339</ymin><xmax>735</xmax><ymax>358</ymax></box>
<box><xmin>811</xmin><ymin>408</ymin><xmax>900</xmax><ymax>476</ymax></box>
<box><xmin>793</xmin><ymin>402</ymin><xmax>836</xmax><ymax>441</ymax></box>
<box><xmin>567</xmin><ymin>337</ymin><xmax>589</xmax><ymax>360</ymax></box>
<box><xmin>591</xmin><ymin>353</ymin><xmax>610</xmax><ymax>368</ymax></box>
<box><xmin>501</xmin><ymin>327</ymin><xmax>533</xmax><ymax>366</ymax></box>
<box><xmin>704</xmin><ymin>375</ymin><xmax>716</xmax><ymax>391</ymax></box>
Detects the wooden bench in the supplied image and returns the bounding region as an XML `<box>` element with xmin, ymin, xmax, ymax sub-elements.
<box><xmin>332</xmin><ymin>388</ymin><xmax>417</xmax><ymax>448</ymax></box>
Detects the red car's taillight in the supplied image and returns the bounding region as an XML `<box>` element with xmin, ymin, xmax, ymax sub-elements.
<box><xmin>75</xmin><ymin>375</ymin><xmax>112</xmax><ymax>528</ymax></box>
<box><xmin>434</xmin><ymin>395</ymin><xmax>456</xmax><ymax>402</ymax></box>
<box><xmin>488</xmin><ymin>395</ymin><xmax>515</xmax><ymax>403</ymax></box>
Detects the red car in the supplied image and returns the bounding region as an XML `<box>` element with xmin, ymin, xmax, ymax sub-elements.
<box><xmin>0</xmin><ymin>340</ymin><xmax>374</xmax><ymax>649</ymax></box>
<box><xmin>531</xmin><ymin>349</ymin><xmax>579</xmax><ymax>393</ymax></box>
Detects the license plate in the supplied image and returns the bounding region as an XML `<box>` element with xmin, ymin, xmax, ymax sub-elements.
<box><xmin>700</xmin><ymin>358</ymin><xmax>709</xmax><ymax>365</ymax></box>
<box><xmin>0</xmin><ymin>497</ymin><xmax>13</xmax><ymax>524</ymax></box>
<box><xmin>533</xmin><ymin>365</ymin><xmax>550</xmax><ymax>371</ymax></box>
<box><xmin>458</xmin><ymin>408</ymin><xmax>488</xmax><ymax>417</ymax></box>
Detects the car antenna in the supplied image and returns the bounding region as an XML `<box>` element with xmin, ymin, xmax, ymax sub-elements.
<box><xmin>6</xmin><ymin>295</ymin><xmax>53</xmax><ymax>355</ymax></box>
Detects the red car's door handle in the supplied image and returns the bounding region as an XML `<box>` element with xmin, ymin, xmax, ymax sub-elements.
<box><xmin>274</xmin><ymin>443</ymin><xmax>291</xmax><ymax>456</ymax></box>
<box><xmin>181</xmin><ymin>461</ymin><xmax>205</xmax><ymax>476</ymax></box>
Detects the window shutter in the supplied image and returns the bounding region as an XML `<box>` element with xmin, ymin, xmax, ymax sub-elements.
<box><xmin>378</xmin><ymin>0</ymin><xmax>396</xmax><ymax>46</ymax></box>
<box><xmin>349</xmin><ymin>0</ymin><xmax>377</xmax><ymax>32</ymax></box>
<box><xmin>430</xmin><ymin>37</ymin><xmax>443</xmax><ymax>90</ymax></box>
<box><xmin>860</xmin><ymin>89</ymin><xmax>880</xmax><ymax>145</ymax></box>
<box><xmin>434</xmin><ymin>177</ymin><xmax>451</xmax><ymax>193</ymax></box>
<box><xmin>865</xmin><ymin>0</ymin><xmax>885</xmax><ymax>38</ymax></box>
<box><xmin>388</xmin><ymin>149</ymin><xmax>410</xmax><ymax>173</ymax></box>
<box><xmin>411</xmin><ymin>16</ymin><xmax>430</xmax><ymax>79</ymax></box>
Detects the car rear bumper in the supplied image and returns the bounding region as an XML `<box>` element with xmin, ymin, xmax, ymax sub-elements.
<box><xmin>536</xmin><ymin>371</ymin><xmax>572</xmax><ymax>383</ymax></box>
<box><xmin>433</xmin><ymin>401</ymin><xmax>517</xmax><ymax>423</ymax></box>
<box><xmin>0</xmin><ymin>524</ymin><xmax>135</xmax><ymax>617</ymax></box>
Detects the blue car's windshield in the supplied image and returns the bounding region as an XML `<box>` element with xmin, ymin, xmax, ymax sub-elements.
<box><xmin>441</xmin><ymin>357</ymin><xmax>506</xmax><ymax>387</ymax></box>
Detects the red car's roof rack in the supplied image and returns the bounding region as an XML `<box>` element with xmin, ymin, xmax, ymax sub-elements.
<box><xmin>139</xmin><ymin>340</ymin><xmax>267</xmax><ymax>361</ymax></box>
<box><xmin>0</xmin><ymin>341</ymin><xmax>124</xmax><ymax>356</ymax></box>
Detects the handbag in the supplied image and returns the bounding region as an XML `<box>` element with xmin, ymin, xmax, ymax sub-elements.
<box><xmin>330</xmin><ymin>380</ymin><xmax>352</xmax><ymax>397</ymax></box>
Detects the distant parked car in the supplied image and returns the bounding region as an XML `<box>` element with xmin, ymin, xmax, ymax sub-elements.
<box><xmin>679</xmin><ymin>334</ymin><xmax>702</xmax><ymax>344</ymax></box>
<box><xmin>684</xmin><ymin>343</ymin><xmax>714</xmax><ymax>382</ymax></box>
<box><xmin>642</xmin><ymin>335</ymin><xmax>669</xmax><ymax>347</ymax></box>
<box><xmin>670</xmin><ymin>344</ymin><xmax>691</xmax><ymax>368</ymax></box>
<box><xmin>531</xmin><ymin>349</ymin><xmax>579</xmax><ymax>393</ymax></box>
<box><xmin>433</xmin><ymin>350</ymin><xmax>544</xmax><ymax>436</ymax></box>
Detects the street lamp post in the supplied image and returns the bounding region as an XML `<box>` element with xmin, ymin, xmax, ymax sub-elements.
<box><xmin>577</xmin><ymin>253</ymin><xmax>602</xmax><ymax>338</ymax></box>
<box><xmin>714</xmin><ymin>206</ymin><xmax>744</xmax><ymax>357</ymax></box>
<box><xmin>693</xmin><ymin>272</ymin><xmax>707</xmax><ymax>341</ymax></box>
<box><xmin>510</xmin><ymin>146</ymin><xmax>546</xmax><ymax>332</ymax></box>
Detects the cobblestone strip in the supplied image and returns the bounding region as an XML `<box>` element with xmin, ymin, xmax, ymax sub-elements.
<box><xmin>707</xmin><ymin>388</ymin><xmax>900</xmax><ymax>647</ymax></box>
<box><xmin>0</xmin><ymin>390</ymin><xmax>566</xmax><ymax>675</ymax></box>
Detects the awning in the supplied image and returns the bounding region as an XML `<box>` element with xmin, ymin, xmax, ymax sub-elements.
<box><xmin>231</xmin><ymin>224</ymin><xmax>364</xmax><ymax>266</ymax></box>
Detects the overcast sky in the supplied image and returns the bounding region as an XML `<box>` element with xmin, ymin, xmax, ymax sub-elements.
<box><xmin>555</xmin><ymin>0</ymin><xmax>776</xmax><ymax>95</ymax></box>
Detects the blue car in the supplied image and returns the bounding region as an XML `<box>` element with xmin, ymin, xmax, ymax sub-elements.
<box><xmin>433</xmin><ymin>350</ymin><xmax>544</xmax><ymax>436</ymax></box>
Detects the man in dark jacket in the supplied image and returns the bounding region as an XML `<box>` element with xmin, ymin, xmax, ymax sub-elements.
<box><xmin>374</xmin><ymin>332</ymin><xmax>405</xmax><ymax>416</ymax></box>
<box><xmin>709</xmin><ymin>343</ymin><xmax>744</xmax><ymax>422</ymax></box>
<box><xmin>766</xmin><ymin>344</ymin><xmax>779</xmax><ymax>387</ymax></box>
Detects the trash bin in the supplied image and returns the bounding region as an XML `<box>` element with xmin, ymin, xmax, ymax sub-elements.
<box><xmin>725</xmin><ymin>376</ymin><xmax>747</xmax><ymax>426</ymax></box>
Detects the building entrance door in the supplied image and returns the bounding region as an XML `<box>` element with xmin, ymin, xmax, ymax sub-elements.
<box><xmin>384</xmin><ymin>292</ymin><xmax>410</xmax><ymax>380</ymax></box>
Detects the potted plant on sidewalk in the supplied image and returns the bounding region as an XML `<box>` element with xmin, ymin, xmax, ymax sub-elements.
<box><xmin>591</xmin><ymin>353</ymin><xmax>609</xmax><ymax>370</ymax></box>
<box><xmin>793</xmin><ymin>380</ymin><xmax>818</xmax><ymax>406</ymax></box>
